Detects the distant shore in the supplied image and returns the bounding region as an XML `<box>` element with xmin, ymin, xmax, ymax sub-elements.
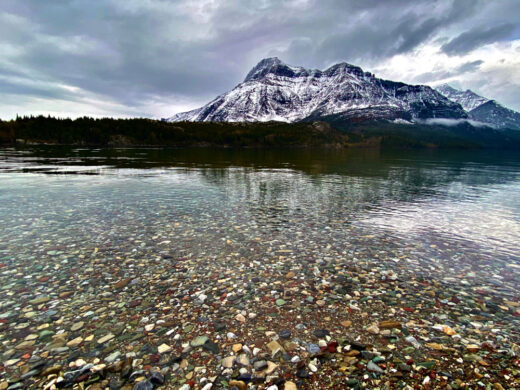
<box><xmin>1</xmin><ymin>116</ymin><xmax>520</xmax><ymax>150</ymax></box>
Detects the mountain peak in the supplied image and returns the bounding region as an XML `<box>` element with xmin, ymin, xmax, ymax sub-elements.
<box><xmin>257</xmin><ymin>57</ymin><xmax>282</xmax><ymax>66</ymax></box>
<box><xmin>244</xmin><ymin>57</ymin><xmax>285</xmax><ymax>81</ymax></box>
<box><xmin>324</xmin><ymin>62</ymin><xmax>367</xmax><ymax>77</ymax></box>
<box><xmin>435</xmin><ymin>84</ymin><xmax>489</xmax><ymax>112</ymax></box>
<box><xmin>437</xmin><ymin>83</ymin><xmax>457</xmax><ymax>92</ymax></box>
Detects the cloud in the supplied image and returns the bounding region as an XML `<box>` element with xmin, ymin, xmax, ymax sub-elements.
<box><xmin>0</xmin><ymin>0</ymin><xmax>519</xmax><ymax>118</ymax></box>
<box><xmin>420</xmin><ymin>118</ymin><xmax>491</xmax><ymax>128</ymax></box>
<box><xmin>441</xmin><ymin>23</ymin><xmax>517</xmax><ymax>55</ymax></box>
<box><xmin>455</xmin><ymin>60</ymin><xmax>484</xmax><ymax>73</ymax></box>
<box><xmin>412</xmin><ymin>60</ymin><xmax>484</xmax><ymax>83</ymax></box>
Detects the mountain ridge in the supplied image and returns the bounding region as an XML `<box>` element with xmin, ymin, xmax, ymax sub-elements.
<box><xmin>435</xmin><ymin>84</ymin><xmax>490</xmax><ymax>112</ymax></box>
<box><xmin>435</xmin><ymin>84</ymin><xmax>520</xmax><ymax>130</ymax></box>
<box><xmin>168</xmin><ymin>57</ymin><xmax>467</xmax><ymax>124</ymax></box>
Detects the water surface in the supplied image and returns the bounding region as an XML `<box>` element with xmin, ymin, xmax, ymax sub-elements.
<box><xmin>1</xmin><ymin>146</ymin><xmax>520</xmax><ymax>296</ymax></box>
<box><xmin>2</xmin><ymin>146</ymin><xmax>520</xmax><ymax>388</ymax></box>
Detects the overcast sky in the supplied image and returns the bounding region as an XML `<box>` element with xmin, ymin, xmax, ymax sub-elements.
<box><xmin>1</xmin><ymin>0</ymin><xmax>519</xmax><ymax>119</ymax></box>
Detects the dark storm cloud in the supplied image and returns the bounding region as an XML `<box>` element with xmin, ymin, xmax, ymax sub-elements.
<box><xmin>266</xmin><ymin>0</ymin><xmax>482</xmax><ymax>68</ymax></box>
<box><xmin>0</xmin><ymin>0</ymin><xmax>519</xmax><ymax>117</ymax></box>
<box><xmin>0</xmin><ymin>1</ymin><xmax>242</xmax><ymax>103</ymax></box>
<box><xmin>456</xmin><ymin>60</ymin><xmax>484</xmax><ymax>73</ymax></box>
<box><xmin>441</xmin><ymin>23</ymin><xmax>518</xmax><ymax>55</ymax></box>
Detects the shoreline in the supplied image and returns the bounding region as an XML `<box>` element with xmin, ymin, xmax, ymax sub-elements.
<box><xmin>2</xmin><ymin>116</ymin><xmax>520</xmax><ymax>150</ymax></box>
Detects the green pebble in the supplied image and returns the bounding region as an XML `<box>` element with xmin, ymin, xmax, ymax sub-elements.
<box><xmin>39</xmin><ymin>330</ymin><xmax>55</xmax><ymax>339</ymax></box>
<box><xmin>416</xmin><ymin>361</ymin><xmax>436</xmax><ymax>369</ymax></box>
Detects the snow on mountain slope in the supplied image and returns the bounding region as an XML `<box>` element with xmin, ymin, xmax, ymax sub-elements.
<box><xmin>168</xmin><ymin>58</ymin><xmax>467</xmax><ymax>123</ymax></box>
<box><xmin>436</xmin><ymin>84</ymin><xmax>520</xmax><ymax>130</ymax></box>
<box><xmin>435</xmin><ymin>84</ymin><xmax>490</xmax><ymax>112</ymax></box>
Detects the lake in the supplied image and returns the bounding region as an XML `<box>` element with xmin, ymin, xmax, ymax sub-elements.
<box><xmin>1</xmin><ymin>146</ymin><xmax>520</xmax><ymax>388</ymax></box>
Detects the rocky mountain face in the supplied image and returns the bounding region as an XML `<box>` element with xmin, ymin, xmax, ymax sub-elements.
<box><xmin>435</xmin><ymin>84</ymin><xmax>490</xmax><ymax>112</ymax></box>
<box><xmin>435</xmin><ymin>84</ymin><xmax>520</xmax><ymax>130</ymax></box>
<box><xmin>168</xmin><ymin>57</ymin><xmax>467</xmax><ymax>123</ymax></box>
<box><xmin>469</xmin><ymin>100</ymin><xmax>520</xmax><ymax>129</ymax></box>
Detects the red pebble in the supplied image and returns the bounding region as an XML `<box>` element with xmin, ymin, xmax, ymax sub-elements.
<box><xmin>327</xmin><ymin>341</ymin><xmax>338</xmax><ymax>353</ymax></box>
<box><xmin>75</xmin><ymin>374</ymin><xmax>89</xmax><ymax>383</ymax></box>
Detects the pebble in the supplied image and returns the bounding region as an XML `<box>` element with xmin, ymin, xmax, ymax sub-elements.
<box><xmin>366</xmin><ymin>324</ymin><xmax>380</xmax><ymax>334</ymax></box>
<box><xmin>97</xmin><ymin>334</ymin><xmax>115</xmax><ymax>344</ymax></box>
<box><xmin>367</xmin><ymin>360</ymin><xmax>384</xmax><ymax>373</ymax></box>
<box><xmin>66</xmin><ymin>336</ymin><xmax>83</xmax><ymax>347</ymax></box>
<box><xmin>222</xmin><ymin>356</ymin><xmax>236</xmax><ymax>368</ymax></box>
<box><xmin>148</xmin><ymin>370</ymin><xmax>164</xmax><ymax>385</ymax></box>
<box><xmin>70</xmin><ymin>321</ymin><xmax>84</xmax><ymax>331</ymax></box>
<box><xmin>307</xmin><ymin>344</ymin><xmax>320</xmax><ymax>354</ymax></box>
<box><xmin>105</xmin><ymin>351</ymin><xmax>121</xmax><ymax>363</ymax></box>
<box><xmin>267</xmin><ymin>340</ymin><xmax>283</xmax><ymax>355</ymax></box>
<box><xmin>253</xmin><ymin>360</ymin><xmax>268</xmax><ymax>371</ymax></box>
<box><xmin>236</xmin><ymin>353</ymin><xmax>250</xmax><ymax>366</ymax></box>
<box><xmin>228</xmin><ymin>380</ymin><xmax>247</xmax><ymax>390</ymax></box>
<box><xmin>157</xmin><ymin>343</ymin><xmax>172</xmax><ymax>353</ymax></box>
<box><xmin>191</xmin><ymin>335</ymin><xmax>209</xmax><ymax>347</ymax></box>
<box><xmin>378</xmin><ymin>320</ymin><xmax>401</xmax><ymax>329</ymax></box>
<box><xmin>133</xmin><ymin>379</ymin><xmax>153</xmax><ymax>390</ymax></box>
<box><xmin>284</xmin><ymin>381</ymin><xmax>297</xmax><ymax>390</ymax></box>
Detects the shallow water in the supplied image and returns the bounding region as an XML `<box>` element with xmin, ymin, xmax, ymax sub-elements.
<box><xmin>2</xmin><ymin>146</ymin><xmax>520</xmax><ymax>388</ymax></box>
<box><xmin>1</xmin><ymin>147</ymin><xmax>520</xmax><ymax>292</ymax></box>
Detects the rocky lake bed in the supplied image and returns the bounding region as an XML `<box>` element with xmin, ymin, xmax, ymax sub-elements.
<box><xmin>1</xmin><ymin>147</ymin><xmax>520</xmax><ymax>389</ymax></box>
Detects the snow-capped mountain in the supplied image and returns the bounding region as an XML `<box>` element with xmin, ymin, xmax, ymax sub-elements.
<box><xmin>168</xmin><ymin>57</ymin><xmax>467</xmax><ymax>123</ymax></box>
<box><xmin>435</xmin><ymin>84</ymin><xmax>490</xmax><ymax>112</ymax></box>
<box><xmin>436</xmin><ymin>84</ymin><xmax>520</xmax><ymax>129</ymax></box>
